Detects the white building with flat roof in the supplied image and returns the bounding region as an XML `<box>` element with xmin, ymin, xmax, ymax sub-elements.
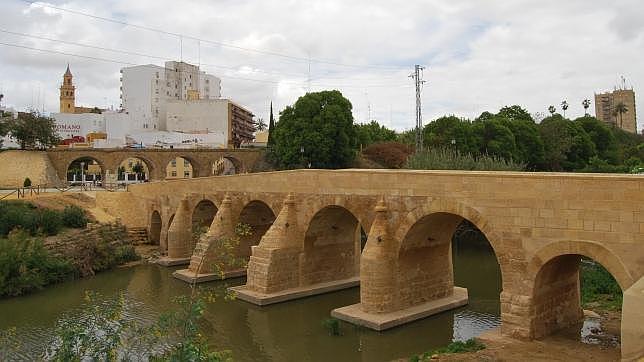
<box><xmin>120</xmin><ymin>61</ymin><xmax>222</xmax><ymax>132</ymax></box>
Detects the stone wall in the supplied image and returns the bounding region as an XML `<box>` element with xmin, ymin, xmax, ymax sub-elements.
<box><xmin>0</xmin><ymin>150</ymin><xmax>62</xmax><ymax>188</ymax></box>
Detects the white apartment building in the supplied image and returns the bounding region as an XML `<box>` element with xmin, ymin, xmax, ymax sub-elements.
<box><xmin>120</xmin><ymin>61</ymin><xmax>222</xmax><ymax>131</ymax></box>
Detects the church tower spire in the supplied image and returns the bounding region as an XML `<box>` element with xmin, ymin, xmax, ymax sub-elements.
<box><xmin>60</xmin><ymin>64</ymin><xmax>75</xmax><ymax>113</ymax></box>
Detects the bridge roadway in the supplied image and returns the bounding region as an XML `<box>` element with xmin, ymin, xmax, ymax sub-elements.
<box><xmin>95</xmin><ymin>169</ymin><xmax>644</xmax><ymax>361</ymax></box>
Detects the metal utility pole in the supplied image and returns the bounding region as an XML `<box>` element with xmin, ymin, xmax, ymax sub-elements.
<box><xmin>409</xmin><ymin>65</ymin><xmax>426</xmax><ymax>151</ymax></box>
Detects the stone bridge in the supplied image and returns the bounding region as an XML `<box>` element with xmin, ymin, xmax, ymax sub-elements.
<box><xmin>46</xmin><ymin>148</ymin><xmax>263</xmax><ymax>182</ymax></box>
<box><xmin>96</xmin><ymin>169</ymin><xmax>644</xmax><ymax>361</ymax></box>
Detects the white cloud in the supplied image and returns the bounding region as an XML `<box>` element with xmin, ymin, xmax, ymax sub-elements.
<box><xmin>0</xmin><ymin>0</ymin><xmax>642</xmax><ymax>133</ymax></box>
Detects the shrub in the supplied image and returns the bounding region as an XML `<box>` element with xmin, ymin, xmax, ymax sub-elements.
<box><xmin>406</xmin><ymin>147</ymin><xmax>525</xmax><ymax>171</ymax></box>
<box><xmin>23</xmin><ymin>178</ymin><xmax>31</xmax><ymax>187</ymax></box>
<box><xmin>0</xmin><ymin>201</ymin><xmax>39</xmax><ymax>236</ymax></box>
<box><xmin>62</xmin><ymin>205</ymin><xmax>88</xmax><ymax>228</ymax></box>
<box><xmin>363</xmin><ymin>142</ymin><xmax>415</xmax><ymax>168</ymax></box>
<box><xmin>38</xmin><ymin>209</ymin><xmax>62</xmax><ymax>236</ymax></box>
<box><xmin>0</xmin><ymin>232</ymin><xmax>75</xmax><ymax>297</ymax></box>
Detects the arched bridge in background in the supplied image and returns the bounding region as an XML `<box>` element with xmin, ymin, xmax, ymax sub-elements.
<box><xmin>96</xmin><ymin>169</ymin><xmax>644</xmax><ymax>361</ymax></box>
<box><xmin>46</xmin><ymin>148</ymin><xmax>263</xmax><ymax>182</ymax></box>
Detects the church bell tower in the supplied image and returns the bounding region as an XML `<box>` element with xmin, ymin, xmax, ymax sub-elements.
<box><xmin>59</xmin><ymin>64</ymin><xmax>75</xmax><ymax>113</ymax></box>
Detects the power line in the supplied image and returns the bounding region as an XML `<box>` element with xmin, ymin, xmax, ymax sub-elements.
<box><xmin>0</xmin><ymin>41</ymin><xmax>412</xmax><ymax>89</ymax></box>
<box><xmin>0</xmin><ymin>28</ymin><xmax>412</xmax><ymax>87</ymax></box>
<box><xmin>0</xmin><ymin>28</ymin><xmax>308</xmax><ymax>78</ymax></box>
<box><xmin>19</xmin><ymin>0</ymin><xmax>407</xmax><ymax>71</ymax></box>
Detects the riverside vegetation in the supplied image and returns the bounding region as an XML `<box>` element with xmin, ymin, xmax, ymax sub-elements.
<box><xmin>0</xmin><ymin>218</ymin><xmax>253</xmax><ymax>361</ymax></box>
<box><xmin>0</xmin><ymin>200</ymin><xmax>138</xmax><ymax>298</ymax></box>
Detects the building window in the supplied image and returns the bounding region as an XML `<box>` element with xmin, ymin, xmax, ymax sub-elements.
<box><xmin>171</xmin><ymin>171</ymin><xmax>177</xmax><ymax>177</ymax></box>
<box><xmin>183</xmin><ymin>159</ymin><xmax>189</xmax><ymax>167</ymax></box>
<box><xmin>156</xmin><ymin>72</ymin><xmax>159</xmax><ymax>78</ymax></box>
<box><xmin>171</xmin><ymin>160</ymin><xmax>176</xmax><ymax>167</ymax></box>
<box><xmin>184</xmin><ymin>171</ymin><xmax>190</xmax><ymax>178</ymax></box>
<box><xmin>205</xmin><ymin>79</ymin><xmax>209</xmax><ymax>84</ymax></box>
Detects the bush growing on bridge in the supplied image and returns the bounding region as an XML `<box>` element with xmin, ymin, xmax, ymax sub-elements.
<box><xmin>23</xmin><ymin>178</ymin><xmax>31</xmax><ymax>187</ymax></box>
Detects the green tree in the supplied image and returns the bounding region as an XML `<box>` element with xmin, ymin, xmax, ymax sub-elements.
<box><xmin>271</xmin><ymin>90</ymin><xmax>357</xmax><ymax>169</ymax></box>
<box><xmin>355</xmin><ymin>120</ymin><xmax>396</xmax><ymax>148</ymax></box>
<box><xmin>574</xmin><ymin>116</ymin><xmax>618</xmax><ymax>164</ymax></box>
<box><xmin>539</xmin><ymin>114</ymin><xmax>596</xmax><ymax>171</ymax></box>
<box><xmin>490</xmin><ymin>106</ymin><xmax>544</xmax><ymax>168</ymax></box>
<box><xmin>423</xmin><ymin>116</ymin><xmax>477</xmax><ymax>154</ymax></box>
<box><xmin>396</xmin><ymin>129</ymin><xmax>416</xmax><ymax>145</ymax></box>
<box><xmin>497</xmin><ymin>105</ymin><xmax>534</xmax><ymax>123</ymax></box>
<box><xmin>500</xmin><ymin>117</ymin><xmax>545</xmax><ymax>169</ymax></box>
<box><xmin>471</xmin><ymin>117</ymin><xmax>517</xmax><ymax>160</ymax></box>
<box><xmin>7</xmin><ymin>112</ymin><xmax>61</xmax><ymax>149</ymax></box>
<box><xmin>131</xmin><ymin>162</ymin><xmax>145</xmax><ymax>179</ymax></box>
<box><xmin>267</xmin><ymin>102</ymin><xmax>275</xmax><ymax>148</ymax></box>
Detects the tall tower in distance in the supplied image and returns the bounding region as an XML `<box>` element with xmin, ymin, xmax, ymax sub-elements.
<box><xmin>59</xmin><ymin>64</ymin><xmax>75</xmax><ymax>113</ymax></box>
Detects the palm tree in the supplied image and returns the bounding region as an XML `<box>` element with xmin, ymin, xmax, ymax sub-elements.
<box><xmin>254</xmin><ymin>118</ymin><xmax>267</xmax><ymax>132</ymax></box>
<box><xmin>548</xmin><ymin>105</ymin><xmax>556</xmax><ymax>115</ymax></box>
<box><xmin>613</xmin><ymin>102</ymin><xmax>628</xmax><ymax>129</ymax></box>
<box><xmin>582</xmin><ymin>99</ymin><xmax>591</xmax><ymax>116</ymax></box>
<box><xmin>561</xmin><ymin>100</ymin><xmax>569</xmax><ymax>117</ymax></box>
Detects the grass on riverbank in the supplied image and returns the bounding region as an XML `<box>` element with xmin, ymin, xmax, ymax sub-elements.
<box><xmin>580</xmin><ymin>259</ymin><xmax>623</xmax><ymax>311</ymax></box>
<box><xmin>410</xmin><ymin>339</ymin><xmax>486</xmax><ymax>361</ymax></box>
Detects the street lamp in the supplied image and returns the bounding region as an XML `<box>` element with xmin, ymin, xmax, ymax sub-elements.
<box><xmin>80</xmin><ymin>161</ymin><xmax>85</xmax><ymax>185</ymax></box>
<box><xmin>300</xmin><ymin>146</ymin><xmax>305</xmax><ymax>168</ymax></box>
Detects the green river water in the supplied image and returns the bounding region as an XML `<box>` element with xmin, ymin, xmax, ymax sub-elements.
<box><xmin>0</xmin><ymin>236</ymin><xmax>502</xmax><ymax>361</ymax></box>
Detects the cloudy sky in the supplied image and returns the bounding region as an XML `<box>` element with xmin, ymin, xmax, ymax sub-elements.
<box><xmin>1</xmin><ymin>0</ymin><xmax>643</xmax><ymax>132</ymax></box>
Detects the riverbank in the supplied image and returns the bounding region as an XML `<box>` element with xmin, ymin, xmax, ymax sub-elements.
<box><xmin>0</xmin><ymin>199</ymin><xmax>141</xmax><ymax>298</ymax></box>
<box><xmin>431</xmin><ymin>319</ymin><xmax>620</xmax><ymax>361</ymax></box>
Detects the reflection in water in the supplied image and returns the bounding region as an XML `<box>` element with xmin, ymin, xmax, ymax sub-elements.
<box><xmin>1</xmin><ymin>228</ymin><xmax>502</xmax><ymax>362</ymax></box>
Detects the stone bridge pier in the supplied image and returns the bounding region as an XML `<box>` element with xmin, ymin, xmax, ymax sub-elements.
<box><xmin>231</xmin><ymin>193</ymin><xmax>373</xmax><ymax>305</ymax></box>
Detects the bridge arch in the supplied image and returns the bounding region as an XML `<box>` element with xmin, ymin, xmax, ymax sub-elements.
<box><xmin>394</xmin><ymin>208</ymin><xmax>502</xmax><ymax>311</ymax></box>
<box><xmin>527</xmin><ymin>240</ymin><xmax>634</xmax><ymax>291</ymax></box>
<box><xmin>394</xmin><ymin>199</ymin><xmax>501</xmax><ymax>258</ymax></box>
<box><xmin>65</xmin><ymin>156</ymin><xmax>105</xmax><ymax>184</ymax></box>
<box><xmin>301</xmin><ymin>205</ymin><xmax>365</xmax><ymax>285</ymax></box>
<box><xmin>191</xmin><ymin>199</ymin><xmax>218</xmax><ymax>234</ymax></box>
<box><xmin>237</xmin><ymin>200</ymin><xmax>277</xmax><ymax>259</ymax></box>
<box><xmin>526</xmin><ymin>241</ymin><xmax>632</xmax><ymax>341</ymax></box>
<box><xmin>213</xmin><ymin>155</ymin><xmax>244</xmax><ymax>175</ymax></box>
<box><xmin>149</xmin><ymin>210</ymin><xmax>162</xmax><ymax>245</ymax></box>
